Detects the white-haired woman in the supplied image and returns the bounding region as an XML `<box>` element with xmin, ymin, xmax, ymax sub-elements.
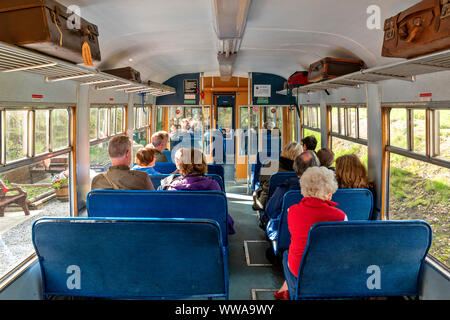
<box><xmin>274</xmin><ymin>166</ymin><xmax>348</xmax><ymax>300</ymax></box>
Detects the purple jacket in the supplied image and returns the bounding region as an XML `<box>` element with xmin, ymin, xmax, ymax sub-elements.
<box><xmin>161</xmin><ymin>174</ymin><xmax>235</xmax><ymax>234</ymax></box>
<box><xmin>163</xmin><ymin>174</ymin><xmax>221</xmax><ymax>191</ymax></box>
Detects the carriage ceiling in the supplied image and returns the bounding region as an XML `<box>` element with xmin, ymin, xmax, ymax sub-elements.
<box><xmin>58</xmin><ymin>0</ymin><xmax>420</xmax><ymax>83</ymax></box>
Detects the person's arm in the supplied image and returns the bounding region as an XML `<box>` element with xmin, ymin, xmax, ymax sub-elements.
<box><xmin>265</xmin><ymin>186</ymin><xmax>284</xmax><ymax>219</ymax></box>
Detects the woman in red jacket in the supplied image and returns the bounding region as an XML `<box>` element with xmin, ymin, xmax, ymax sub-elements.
<box><xmin>274</xmin><ymin>166</ymin><xmax>348</xmax><ymax>300</ymax></box>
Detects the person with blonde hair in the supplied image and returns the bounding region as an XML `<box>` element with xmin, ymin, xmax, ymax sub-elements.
<box><xmin>274</xmin><ymin>167</ymin><xmax>347</xmax><ymax>300</ymax></box>
<box><xmin>335</xmin><ymin>154</ymin><xmax>372</xmax><ymax>189</ymax></box>
<box><xmin>253</xmin><ymin>141</ymin><xmax>303</xmax><ymax>211</ymax></box>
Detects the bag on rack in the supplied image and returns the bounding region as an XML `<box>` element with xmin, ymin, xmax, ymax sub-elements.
<box><xmin>102</xmin><ymin>67</ymin><xmax>142</xmax><ymax>83</ymax></box>
<box><xmin>284</xmin><ymin>71</ymin><xmax>310</xmax><ymax>89</ymax></box>
<box><xmin>0</xmin><ymin>0</ymin><xmax>101</xmax><ymax>65</ymax></box>
<box><xmin>307</xmin><ymin>57</ymin><xmax>365</xmax><ymax>83</ymax></box>
<box><xmin>382</xmin><ymin>0</ymin><xmax>450</xmax><ymax>59</ymax></box>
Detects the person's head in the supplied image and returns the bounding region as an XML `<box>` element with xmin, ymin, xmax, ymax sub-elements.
<box><xmin>108</xmin><ymin>135</ymin><xmax>132</xmax><ymax>166</ymax></box>
<box><xmin>293</xmin><ymin>150</ymin><xmax>320</xmax><ymax>177</ymax></box>
<box><xmin>300</xmin><ymin>166</ymin><xmax>338</xmax><ymax>201</ymax></box>
<box><xmin>301</xmin><ymin>135</ymin><xmax>318</xmax><ymax>152</ymax></box>
<box><xmin>180</xmin><ymin>118</ymin><xmax>189</xmax><ymax>130</ymax></box>
<box><xmin>175</xmin><ymin>148</ymin><xmax>207</xmax><ymax>176</ymax></box>
<box><xmin>135</xmin><ymin>148</ymin><xmax>156</xmax><ymax>168</ymax></box>
<box><xmin>151</xmin><ymin>131</ymin><xmax>168</xmax><ymax>151</ymax></box>
<box><xmin>335</xmin><ymin>154</ymin><xmax>370</xmax><ymax>189</ymax></box>
<box><xmin>317</xmin><ymin>147</ymin><xmax>335</xmax><ymax>168</ymax></box>
<box><xmin>281</xmin><ymin>141</ymin><xmax>303</xmax><ymax>161</ymax></box>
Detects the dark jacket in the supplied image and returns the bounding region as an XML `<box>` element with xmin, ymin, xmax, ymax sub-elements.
<box><xmin>154</xmin><ymin>150</ymin><xmax>168</xmax><ymax>162</ymax></box>
<box><xmin>265</xmin><ymin>176</ymin><xmax>300</xmax><ymax>221</ymax></box>
<box><xmin>253</xmin><ymin>156</ymin><xmax>295</xmax><ymax>211</ymax></box>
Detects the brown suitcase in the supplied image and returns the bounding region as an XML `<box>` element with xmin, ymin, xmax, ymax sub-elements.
<box><xmin>382</xmin><ymin>0</ymin><xmax>450</xmax><ymax>59</ymax></box>
<box><xmin>102</xmin><ymin>67</ymin><xmax>142</xmax><ymax>83</ymax></box>
<box><xmin>0</xmin><ymin>0</ymin><xmax>101</xmax><ymax>65</ymax></box>
<box><xmin>307</xmin><ymin>57</ymin><xmax>365</xmax><ymax>83</ymax></box>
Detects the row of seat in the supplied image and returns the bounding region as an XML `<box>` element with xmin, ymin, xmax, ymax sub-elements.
<box><xmin>261</xmin><ymin>171</ymin><xmax>431</xmax><ymax>299</ymax></box>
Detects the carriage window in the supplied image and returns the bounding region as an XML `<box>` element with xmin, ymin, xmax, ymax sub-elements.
<box><xmin>5</xmin><ymin>110</ymin><xmax>27</xmax><ymax>162</ymax></box>
<box><xmin>116</xmin><ymin>107</ymin><xmax>124</xmax><ymax>134</ymax></box>
<box><xmin>386</xmin><ymin>105</ymin><xmax>449</xmax><ymax>269</ymax></box>
<box><xmin>109</xmin><ymin>108</ymin><xmax>116</xmax><ymax>136</ymax></box>
<box><xmin>0</xmin><ymin>154</ymin><xmax>71</xmax><ymax>280</ymax></box>
<box><xmin>90</xmin><ymin>141</ymin><xmax>111</xmax><ymax>173</ymax></box>
<box><xmin>98</xmin><ymin>108</ymin><xmax>108</xmax><ymax>139</ymax></box>
<box><xmin>35</xmin><ymin>110</ymin><xmax>49</xmax><ymax>155</ymax></box>
<box><xmin>89</xmin><ymin>108</ymin><xmax>98</xmax><ymax>140</ymax></box>
<box><xmin>302</xmin><ymin>105</ymin><xmax>321</xmax><ymax>148</ymax></box>
<box><xmin>51</xmin><ymin>109</ymin><xmax>69</xmax><ymax>150</ymax></box>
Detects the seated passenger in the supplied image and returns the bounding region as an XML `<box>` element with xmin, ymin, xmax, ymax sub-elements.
<box><xmin>91</xmin><ymin>135</ymin><xmax>154</xmax><ymax>190</ymax></box>
<box><xmin>262</xmin><ymin>151</ymin><xmax>320</xmax><ymax>232</ymax></box>
<box><xmin>335</xmin><ymin>154</ymin><xmax>373</xmax><ymax>190</ymax></box>
<box><xmin>161</xmin><ymin>148</ymin><xmax>235</xmax><ymax>235</ymax></box>
<box><xmin>147</xmin><ymin>131</ymin><xmax>169</xmax><ymax>162</ymax></box>
<box><xmin>161</xmin><ymin>148</ymin><xmax>220</xmax><ymax>191</ymax></box>
<box><xmin>274</xmin><ymin>167</ymin><xmax>348</xmax><ymax>300</ymax></box>
<box><xmin>132</xmin><ymin>148</ymin><xmax>160</xmax><ymax>175</ymax></box>
<box><xmin>317</xmin><ymin>147</ymin><xmax>335</xmax><ymax>171</ymax></box>
<box><xmin>301</xmin><ymin>135</ymin><xmax>318</xmax><ymax>153</ymax></box>
<box><xmin>252</xmin><ymin>141</ymin><xmax>303</xmax><ymax>211</ymax></box>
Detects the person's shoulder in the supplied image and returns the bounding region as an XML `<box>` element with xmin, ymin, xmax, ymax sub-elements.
<box><xmin>129</xmin><ymin>169</ymin><xmax>150</xmax><ymax>179</ymax></box>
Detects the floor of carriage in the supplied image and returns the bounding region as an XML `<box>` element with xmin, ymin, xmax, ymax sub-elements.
<box><xmin>224</xmin><ymin>181</ymin><xmax>285</xmax><ymax>300</ymax></box>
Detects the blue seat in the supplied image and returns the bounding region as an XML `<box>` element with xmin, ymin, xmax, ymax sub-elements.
<box><xmin>87</xmin><ymin>190</ymin><xmax>229</xmax><ymax>247</ymax></box>
<box><xmin>284</xmin><ymin>220</ymin><xmax>432</xmax><ymax>299</ymax></box>
<box><xmin>149</xmin><ymin>174</ymin><xmax>225</xmax><ymax>192</ymax></box>
<box><xmin>250</xmin><ymin>151</ymin><xmax>280</xmax><ymax>192</ymax></box>
<box><xmin>32</xmin><ymin>217</ymin><xmax>228</xmax><ymax>300</ymax></box>
<box><xmin>154</xmin><ymin>162</ymin><xmax>177</xmax><ymax>174</ymax></box>
<box><xmin>153</xmin><ymin>163</ymin><xmax>225</xmax><ymax>183</ymax></box>
<box><xmin>273</xmin><ymin>189</ymin><xmax>374</xmax><ymax>254</ymax></box>
<box><xmin>267</xmin><ymin>172</ymin><xmax>297</xmax><ymax>200</ymax></box>
<box><xmin>162</xmin><ymin>150</ymin><xmax>173</xmax><ymax>162</ymax></box>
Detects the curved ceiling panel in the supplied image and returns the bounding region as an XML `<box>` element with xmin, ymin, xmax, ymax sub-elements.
<box><xmin>58</xmin><ymin>0</ymin><xmax>421</xmax><ymax>82</ymax></box>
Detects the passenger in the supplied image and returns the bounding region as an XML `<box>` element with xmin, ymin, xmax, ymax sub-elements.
<box><xmin>262</xmin><ymin>151</ymin><xmax>320</xmax><ymax>231</ymax></box>
<box><xmin>274</xmin><ymin>167</ymin><xmax>348</xmax><ymax>300</ymax></box>
<box><xmin>147</xmin><ymin>131</ymin><xmax>169</xmax><ymax>162</ymax></box>
<box><xmin>161</xmin><ymin>148</ymin><xmax>235</xmax><ymax>234</ymax></box>
<box><xmin>91</xmin><ymin>135</ymin><xmax>154</xmax><ymax>190</ymax></box>
<box><xmin>252</xmin><ymin>141</ymin><xmax>303</xmax><ymax>211</ymax></box>
<box><xmin>132</xmin><ymin>148</ymin><xmax>160</xmax><ymax>175</ymax></box>
<box><xmin>317</xmin><ymin>147</ymin><xmax>335</xmax><ymax>171</ymax></box>
<box><xmin>301</xmin><ymin>135</ymin><xmax>318</xmax><ymax>152</ymax></box>
<box><xmin>335</xmin><ymin>154</ymin><xmax>373</xmax><ymax>189</ymax></box>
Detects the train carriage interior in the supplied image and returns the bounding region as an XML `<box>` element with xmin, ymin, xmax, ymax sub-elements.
<box><xmin>0</xmin><ymin>0</ymin><xmax>449</xmax><ymax>304</ymax></box>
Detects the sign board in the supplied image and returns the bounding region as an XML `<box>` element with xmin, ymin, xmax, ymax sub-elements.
<box><xmin>256</xmin><ymin>97</ymin><xmax>269</xmax><ymax>104</ymax></box>
<box><xmin>254</xmin><ymin>84</ymin><xmax>271</xmax><ymax>97</ymax></box>
<box><xmin>184</xmin><ymin>100</ymin><xmax>196</xmax><ymax>104</ymax></box>
<box><xmin>419</xmin><ymin>92</ymin><xmax>432</xmax><ymax>102</ymax></box>
<box><xmin>184</xmin><ymin>94</ymin><xmax>196</xmax><ymax>100</ymax></box>
<box><xmin>184</xmin><ymin>79</ymin><xmax>198</xmax><ymax>94</ymax></box>
<box><xmin>32</xmin><ymin>94</ymin><xmax>43</xmax><ymax>101</ymax></box>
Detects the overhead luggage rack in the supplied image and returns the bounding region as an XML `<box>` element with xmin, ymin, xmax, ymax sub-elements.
<box><xmin>0</xmin><ymin>41</ymin><xmax>175</xmax><ymax>97</ymax></box>
<box><xmin>277</xmin><ymin>49</ymin><xmax>450</xmax><ymax>96</ymax></box>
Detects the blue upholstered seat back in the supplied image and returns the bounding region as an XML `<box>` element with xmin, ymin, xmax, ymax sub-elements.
<box><xmin>154</xmin><ymin>163</ymin><xmax>225</xmax><ymax>184</ymax></box>
<box><xmin>267</xmin><ymin>172</ymin><xmax>298</xmax><ymax>199</ymax></box>
<box><xmin>276</xmin><ymin>189</ymin><xmax>373</xmax><ymax>254</ymax></box>
<box><xmin>32</xmin><ymin>218</ymin><xmax>228</xmax><ymax>299</ymax></box>
<box><xmin>149</xmin><ymin>174</ymin><xmax>225</xmax><ymax>192</ymax></box>
<box><xmin>87</xmin><ymin>190</ymin><xmax>229</xmax><ymax>246</ymax></box>
<box><xmin>162</xmin><ymin>150</ymin><xmax>173</xmax><ymax>162</ymax></box>
<box><xmin>293</xmin><ymin>220</ymin><xmax>432</xmax><ymax>299</ymax></box>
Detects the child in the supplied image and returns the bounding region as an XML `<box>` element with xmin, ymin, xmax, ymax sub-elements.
<box><xmin>132</xmin><ymin>148</ymin><xmax>160</xmax><ymax>175</ymax></box>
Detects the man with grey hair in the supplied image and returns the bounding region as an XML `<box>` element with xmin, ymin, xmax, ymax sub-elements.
<box><xmin>148</xmin><ymin>131</ymin><xmax>169</xmax><ymax>162</ymax></box>
<box><xmin>259</xmin><ymin>150</ymin><xmax>320</xmax><ymax>230</ymax></box>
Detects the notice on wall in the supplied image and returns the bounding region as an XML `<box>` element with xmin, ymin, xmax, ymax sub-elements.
<box><xmin>254</xmin><ymin>84</ymin><xmax>271</xmax><ymax>97</ymax></box>
<box><xmin>184</xmin><ymin>79</ymin><xmax>198</xmax><ymax>94</ymax></box>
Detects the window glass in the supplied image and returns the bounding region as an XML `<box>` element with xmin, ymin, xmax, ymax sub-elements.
<box><xmin>116</xmin><ymin>108</ymin><xmax>124</xmax><ymax>134</ymax></box>
<box><xmin>6</xmin><ymin>110</ymin><xmax>27</xmax><ymax>162</ymax></box>
<box><xmin>389</xmin><ymin>154</ymin><xmax>449</xmax><ymax>268</ymax></box>
<box><xmin>35</xmin><ymin>110</ymin><xmax>49</xmax><ymax>155</ymax></box>
<box><xmin>438</xmin><ymin>110</ymin><xmax>449</xmax><ymax>160</ymax></box>
<box><xmin>389</xmin><ymin>109</ymin><xmax>407</xmax><ymax>149</ymax></box>
<box><xmin>0</xmin><ymin>154</ymin><xmax>70</xmax><ymax>279</ymax></box>
<box><xmin>90</xmin><ymin>141</ymin><xmax>111</xmax><ymax>173</ymax></box>
<box><xmin>89</xmin><ymin>108</ymin><xmax>98</xmax><ymax>140</ymax></box>
<box><xmin>52</xmin><ymin>109</ymin><xmax>69</xmax><ymax>150</ymax></box>
<box><xmin>331</xmin><ymin>107</ymin><xmax>339</xmax><ymax>133</ymax></box>
<box><xmin>98</xmin><ymin>108</ymin><xmax>108</xmax><ymax>139</ymax></box>
<box><xmin>332</xmin><ymin>136</ymin><xmax>368</xmax><ymax>167</ymax></box>
<box><xmin>358</xmin><ymin>107</ymin><xmax>368</xmax><ymax>140</ymax></box>
<box><xmin>109</xmin><ymin>108</ymin><xmax>116</xmax><ymax>136</ymax></box>
<box><xmin>413</xmin><ymin>109</ymin><xmax>426</xmax><ymax>154</ymax></box>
